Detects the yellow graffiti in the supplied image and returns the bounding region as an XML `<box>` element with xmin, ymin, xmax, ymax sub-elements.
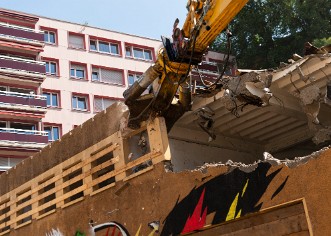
<box><xmin>135</xmin><ymin>224</ymin><xmax>156</xmax><ymax>236</ymax></box>
<box><xmin>226</xmin><ymin>193</ymin><xmax>239</xmax><ymax>221</ymax></box>
<box><xmin>236</xmin><ymin>209</ymin><xmax>242</xmax><ymax>219</ymax></box>
<box><xmin>242</xmin><ymin>179</ymin><xmax>249</xmax><ymax>197</ymax></box>
<box><xmin>135</xmin><ymin>224</ymin><xmax>142</xmax><ymax>236</ymax></box>
<box><xmin>148</xmin><ymin>229</ymin><xmax>156</xmax><ymax>236</ymax></box>
<box><xmin>225</xmin><ymin>179</ymin><xmax>249</xmax><ymax>221</ymax></box>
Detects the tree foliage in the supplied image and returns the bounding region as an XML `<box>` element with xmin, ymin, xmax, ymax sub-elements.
<box><xmin>211</xmin><ymin>0</ymin><xmax>331</xmax><ymax>69</ymax></box>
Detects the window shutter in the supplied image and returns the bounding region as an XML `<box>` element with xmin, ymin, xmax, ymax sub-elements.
<box><xmin>94</xmin><ymin>98</ymin><xmax>103</xmax><ymax>112</ymax></box>
<box><xmin>103</xmin><ymin>99</ymin><xmax>114</xmax><ymax>109</ymax></box>
<box><xmin>71</xmin><ymin>64</ymin><xmax>85</xmax><ymax>71</ymax></box>
<box><xmin>69</xmin><ymin>34</ymin><xmax>84</xmax><ymax>49</ymax></box>
<box><xmin>100</xmin><ymin>69</ymin><xmax>123</xmax><ymax>84</ymax></box>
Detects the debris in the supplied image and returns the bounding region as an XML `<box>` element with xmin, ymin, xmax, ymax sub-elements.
<box><xmin>299</xmin><ymin>85</ymin><xmax>321</xmax><ymax>128</ymax></box>
<box><xmin>194</xmin><ymin>107</ymin><xmax>216</xmax><ymax>141</ymax></box>
<box><xmin>313</xmin><ymin>128</ymin><xmax>331</xmax><ymax>145</ymax></box>
<box><xmin>304</xmin><ymin>42</ymin><xmax>331</xmax><ymax>55</ymax></box>
<box><xmin>292</xmin><ymin>53</ymin><xmax>303</xmax><ymax>61</ymax></box>
<box><xmin>195</xmin><ymin>146</ymin><xmax>330</xmax><ymax>174</ymax></box>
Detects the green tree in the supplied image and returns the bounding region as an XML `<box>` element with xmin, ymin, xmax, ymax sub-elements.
<box><xmin>211</xmin><ymin>0</ymin><xmax>331</xmax><ymax>69</ymax></box>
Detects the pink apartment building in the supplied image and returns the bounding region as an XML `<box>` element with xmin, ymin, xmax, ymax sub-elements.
<box><xmin>36</xmin><ymin>13</ymin><xmax>162</xmax><ymax>141</ymax></box>
<box><xmin>0</xmin><ymin>10</ymin><xmax>48</xmax><ymax>172</ymax></box>
<box><xmin>0</xmin><ymin>8</ymin><xmax>236</xmax><ymax>172</ymax></box>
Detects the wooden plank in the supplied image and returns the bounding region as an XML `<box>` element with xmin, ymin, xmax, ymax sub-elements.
<box><xmin>0</xmin><ymin>124</ymin><xmax>167</xmax><ymax>232</ymax></box>
<box><xmin>36</xmin><ymin>209</ymin><xmax>56</xmax><ymax>220</ymax></box>
<box><xmin>284</xmin><ymin>231</ymin><xmax>310</xmax><ymax>236</ymax></box>
<box><xmin>13</xmin><ymin>220</ymin><xmax>31</xmax><ymax>230</ymax></box>
<box><xmin>0</xmin><ymin>229</ymin><xmax>10</xmax><ymax>236</ymax></box>
<box><xmin>90</xmin><ymin>156</ymin><xmax>119</xmax><ymax>175</ymax></box>
<box><xmin>0</xmin><ymin>156</ymin><xmax>120</xmax><ymax>223</ymax></box>
<box><xmin>0</xmin><ymin>132</ymin><xmax>119</xmax><ymax>203</ymax></box>
<box><xmin>90</xmin><ymin>142</ymin><xmax>113</xmax><ymax>156</ymax></box>
<box><xmin>90</xmin><ymin>151</ymin><xmax>161</xmax><ymax>187</ymax></box>
<box><xmin>123</xmin><ymin>166</ymin><xmax>154</xmax><ymax>182</ymax></box>
<box><xmin>302</xmin><ymin>198</ymin><xmax>314</xmax><ymax>236</ymax></box>
<box><xmin>61</xmin><ymin>197</ymin><xmax>84</xmax><ymax>209</ymax></box>
<box><xmin>90</xmin><ymin>143</ymin><xmax>118</xmax><ymax>159</ymax></box>
<box><xmin>0</xmin><ymin>184</ymin><xmax>87</xmax><ymax>228</ymax></box>
<box><xmin>0</xmin><ymin>150</ymin><xmax>159</xmax><ymax>225</ymax></box>
<box><xmin>90</xmin><ymin>183</ymin><xmax>116</xmax><ymax>197</ymax></box>
<box><xmin>225</xmin><ymin>214</ymin><xmax>308</xmax><ymax>236</ymax></box>
<box><xmin>187</xmin><ymin>200</ymin><xmax>310</xmax><ymax>236</ymax></box>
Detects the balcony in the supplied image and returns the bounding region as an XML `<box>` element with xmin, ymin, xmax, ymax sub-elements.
<box><xmin>0</xmin><ymin>55</ymin><xmax>45</xmax><ymax>82</ymax></box>
<box><xmin>0</xmin><ymin>22</ymin><xmax>44</xmax><ymax>45</ymax></box>
<box><xmin>0</xmin><ymin>90</ymin><xmax>47</xmax><ymax>110</ymax></box>
<box><xmin>0</xmin><ymin>128</ymin><xmax>48</xmax><ymax>145</ymax></box>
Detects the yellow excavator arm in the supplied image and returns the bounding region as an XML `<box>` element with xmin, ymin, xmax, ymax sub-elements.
<box><xmin>123</xmin><ymin>0</ymin><xmax>248</xmax><ymax>129</ymax></box>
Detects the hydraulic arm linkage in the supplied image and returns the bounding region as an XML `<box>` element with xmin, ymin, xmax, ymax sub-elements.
<box><xmin>123</xmin><ymin>0</ymin><xmax>248</xmax><ymax>130</ymax></box>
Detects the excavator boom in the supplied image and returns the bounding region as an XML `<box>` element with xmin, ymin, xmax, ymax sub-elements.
<box><xmin>123</xmin><ymin>0</ymin><xmax>248</xmax><ymax>129</ymax></box>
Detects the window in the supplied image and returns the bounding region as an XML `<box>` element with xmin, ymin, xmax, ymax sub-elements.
<box><xmin>91</xmin><ymin>66</ymin><xmax>124</xmax><ymax>85</ymax></box>
<box><xmin>125</xmin><ymin>47</ymin><xmax>132</xmax><ymax>57</ymax></box>
<box><xmin>72</xmin><ymin>94</ymin><xmax>88</xmax><ymax>111</ymax></box>
<box><xmin>44</xmin><ymin>125</ymin><xmax>60</xmax><ymax>141</ymax></box>
<box><xmin>44</xmin><ymin>30</ymin><xmax>56</xmax><ymax>44</ymax></box>
<box><xmin>43</xmin><ymin>91</ymin><xmax>59</xmax><ymax>107</ymax></box>
<box><xmin>126</xmin><ymin>45</ymin><xmax>153</xmax><ymax>61</ymax></box>
<box><xmin>45</xmin><ymin>61</ymin><xmax>57</xmax><ymax>75</ymax></box>
<box><xmin>9</xmin><ymin>87</ymin><xmax>34</xmax><ymax>95</ymax></box>
<box><xmin>70</xmin><ymin>63</ymin><xmax>86</xmax><ymax>79</ymax></box>
<box><xmin>68</xmin><ymin>33</ymin><xmax>85</xmax><ymax>49</ymax></box>
<box><xmin>10</xmin><ymin>122</ymin><xmax>35</xmax><ymax>131</ymax></box>
<box><xmin>89</xmin><ymin>38</ymin><xmax>120</xmax><ymax>55</ymax></box>
<box><xmin>0</xmin><ymin>86</ymin><xmax>35</xmax><ymax>97</ymax></box>
<box><xmin>90</xmin><ymin>40</ymin><xmax>97</xmax><ymax>51</ymax></box>
<box><xmin>94</xmin><ymin>97</ymin><xmax>115</xmax><ymax>112</ymax></box>
<box><xmin>128</xmin><ymin>73</ymin><xmax>142</xmax><ymax>86</ymax></box>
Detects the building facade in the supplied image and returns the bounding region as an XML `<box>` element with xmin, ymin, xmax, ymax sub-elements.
<box><xmin>36</xmin><ymin>16</ymin><xmax>162</xmax><ymax>139</ymax></box>
<box><xmin>0</xmin><ymin>10</ymin><xmax>48</xmax><ymax>172</ymax></box>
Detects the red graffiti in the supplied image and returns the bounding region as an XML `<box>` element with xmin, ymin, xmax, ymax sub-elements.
<box><xmin>181</xmin><ymin>188</ymin><xmax>207</xmax><ymax>234</ymax></box>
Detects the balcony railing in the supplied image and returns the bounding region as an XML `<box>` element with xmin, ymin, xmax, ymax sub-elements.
<box><xmin>0</xmin><ymin>55</ymin><xmax>45</xmax><ymax>76</ymax></box>
<box><xmin>0</xmin><ymin>127</ymin><xmax>48</xmax><ymax>144</ymax></box>
<box><xmin>0</xmin><ymin>22</ymin><xmax>43</xmax><ymax>43</ymax></box>
<box><xmin>0</xmin><ymin>90</ymin><xmax>47</xmax><ymax>108</ymax></box>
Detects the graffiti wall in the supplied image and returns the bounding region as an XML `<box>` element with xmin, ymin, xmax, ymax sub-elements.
<box><xmin>161</xmin><ymin>163</ymin><xmax>288</xmax><ymax>235</ymax></box>
<box><xmin>5</xmin><ymin>148</ymin><xmax>331</xmax><ymax>235</ymax></box>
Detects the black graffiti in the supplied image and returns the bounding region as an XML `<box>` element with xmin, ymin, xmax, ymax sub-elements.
<box><xmin>161</xmin><ymin>162</ymin><xmax>288</xmax><ymax>235</ymax></box>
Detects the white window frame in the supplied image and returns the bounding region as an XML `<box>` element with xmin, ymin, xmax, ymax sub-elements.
<box><xmin>44</xmin><ymin>30</ymin><xmax>56</xmax><ymax>44</ymax></box>
<box><xmin>126</xmin><ymin>45</ymin><xmax>153</xmax><ymax>61</ymax></box>
<box><xmin>44</xmin><ymin>61</ymin><xmax>57</xmax><ymax>75</ymax></box>
<box><xmin>128</xmin><ymin>73</ymin><xmax>141</xmax><ymax>86</ymax></box>
<box><xmin>43</xmin><ymin>91</ymin><xmax>59</xmax><ymax>108</ymax></box>
<box><xmin>72</xmin><ymin>94</ymin><xmax>88</xmax><ymax>111</ymax></box>
<box><xmin>91</xmin><ymin>67</ymin><xmax>124</xmax><ymax>85</ymax></box>
<box><xmin>70</xmin><ymin>63</ymin><xmax>86</xmax><ymax>79</ymax></box>
<box><xmin>89</xmin><ymin>39</ymin><xmax>120</xmax><ymax>55</ymax></box>
<box><xmin>44</xmin><ymin>125</ymin><xmax>60</xmax><ymax>142</ymax></box>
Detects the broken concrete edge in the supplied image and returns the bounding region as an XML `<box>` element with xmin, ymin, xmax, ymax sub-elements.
<box><xmin>191</xmin><ymin>145</ymin><xmax>331</xmax><ymax>174</ymax></box>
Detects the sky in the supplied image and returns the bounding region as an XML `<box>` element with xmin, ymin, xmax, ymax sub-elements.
<box><xmin>0</xmin><ymin>0</ymin><xmax>188</xmax><ymax>39</ymax></box>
